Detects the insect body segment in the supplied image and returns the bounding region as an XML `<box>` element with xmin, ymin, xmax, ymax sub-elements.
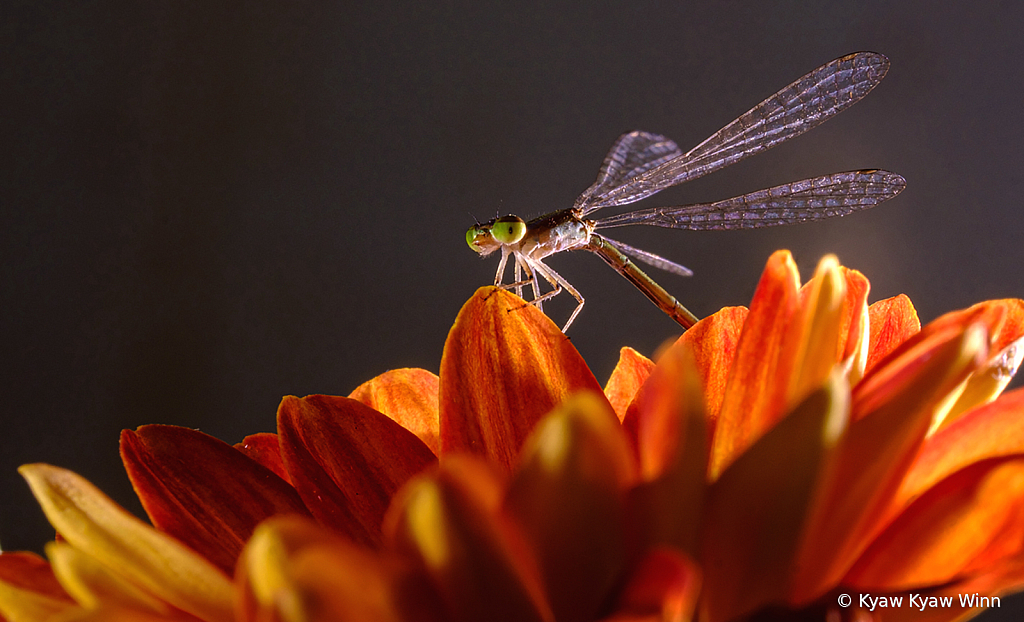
<box><xmin>466</xmin><ymin>52</ymin><xmax>906</xmax><ymax>332</ymax></box>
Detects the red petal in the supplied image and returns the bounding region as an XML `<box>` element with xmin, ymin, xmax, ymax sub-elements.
<box><xmin>121</xmin><ymin>425</ymin><xmax>311</xmax><ymax>574</ymax></box>
<box><xmin>439</xmin><ymin>287</ymin><xmax>602</xmax><ymax>473</ymax></box>
<box><xmin>791</xmin><ymin>323</ymin><xmax>988</xmax><ymax>603</ymax></box>
<box><xmin>384</xmin><ymin>455</ymin><xmax>552</xmax><ymax>622</ymax></box>
<box><xmin>604</xmin><ymin>347</ymin><xmax>655</xmax><ymax>422</ymax></box>
<box><xmin>895</xmin><ymin>386</ymin><xmax>1024</xmax><ymax>510</ymax></box>
<box><xmin>604</xmin><ymin>547</ymin><xmax>700</xmax><ymax>622</ymax></box>
<box><xmin>623</xmin><ymin>343</ymin><xmax>706</xmax><ymax>483</ymax></box>
<box><xmin>921</xmin><ymin>299</ymin><xmax>1024</xmax><ymax>354</ymax></box>
<box><xmin>624</xmin><ymin>344</ymin><xmax>708</xmax><ymax>556</ymax></box>
<box><xmin>701</xmin><ymin>374</ymin><xmax>849</xmax><ymax>622</ymax></box>
<box><xmin>710</xmin><ymin>250</ymin><xmax>801</xmax><ymax>479</ymax></box>
<box><xmin>504</xmin><ymin>391</ymin><xmax>635</xmax><ymax>622</ymax></box>
<box><xmin>846</xmin><ymin>456</ymin><xmax>1024</xmax><ymax>590</ymax></box>
<box><xmin>349</xmin><ymin>368</ymin><xmax>441</xmax><ymax>456</ymax></box>
<box><xmin>674</xmin><ymin>306</ymin><xmax>748</xmax><ymax>436</ymax></box>
<box><xmin>865</xmin><ymin>294</ymin><xmax>920</xmax><ymax>375</ymax></box>
<box><xmin>234</xmin><ymin>432</ymin><xmax>290</xmax><ymax>484</ymax></box>
<box><xmin>837</xmin><ymin>267</ymin><xmax>871</xmax><ymax>364</ymax></box>
<box><xmin>277</xmin><ymin>395</ymin><xmax>437</xmax><ymax>546</ymax></box>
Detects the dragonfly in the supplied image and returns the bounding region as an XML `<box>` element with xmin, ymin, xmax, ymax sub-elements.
<box><xmin>466</xmin><ymin>52</ymin><xmax>906</xmax><ymax>332</ymax></box>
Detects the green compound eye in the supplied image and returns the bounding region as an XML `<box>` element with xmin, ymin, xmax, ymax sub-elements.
<box><xmin>466</xmin><ymin>225</ymin><xmax>488</xmax><ymax>252</ymax></box>
<box><xmin>491</xmin><ymin>215</ymin><xmax>527</xmax><ymax>244</ymax></box>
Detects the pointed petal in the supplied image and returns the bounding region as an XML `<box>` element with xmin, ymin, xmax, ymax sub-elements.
<box><xmin>234</xmin><ymin>433</ymin><xmax>291</xmax><ymax>484</ymax></box>
<box><xmin>848</xmin><ymin>456</ymin><xmax>1024</xmax><ymax>590</ymax></box>
<box><xmin>918</xmin><ymin>300</ymin><xmax>1024</xmax><ymax>429</ymax></box>
<box><xmin>710</xmin><ymin>250</ymin><xmax>801</xmax><ymax>480</ymax></box>
<box><xmin>0</xmin><ymin>551</ymin><xmax>75</xmax><ymax>621</ymax></box>
<box><xmin>786</xmin><ymin>255</ymin><xmax>848</xmax><ymax>406</ymax></box>
<box><xmin>19</xmin><ymin>464</ymin><xmax>234</xmax><ymax>621</ymax></box>
<box><xmin>604</xmin><ymin>547</ymin><xmax>700</xmax><ymax>622</ymax></box>
<box><xmin>623</xmin><ymin>344</ymin><xmax>707</xmax><ymax>557</ymax></box>
<box><xmin>237</xmin><ymin>515</ymin><xmax>443</xmax><ymax>622</ymax></box>
<box><xmin>384</xmin><ymin>455</ymin><xmax>552</xmax><ymax>622</ymax></box>
<box><xmin>439</xmin><ymin>287</ymin><xmax>602</xmax><ymax>473</ymax></box>
<box><xmin>349</xmin><ymin>368</ymin><xmax>441</xmax><ymax>456</ymax></box>
<box><xmin>791</xmin><ymin>323</ymin><xmax>989</xmax><ymax>603</ymax></box>
<box><xmin>674</xmin><ymin>306</ymin><xmax>747</xmax><ymax>434</ymax></box>
<box><xmin>121</xmin><ymin>425</ymin><xmax>310</xmax><ymax>574</ymax></box>
<box><xmin>940</xmin><ymin>333</ymin><xmax>1024</xmax><ymax>427</ymax></box>
<box><xmin>46</xmin><ymin>540</ymin><xmax>171</xmax><ymax>613</ymax></box>
<box><xmin>896</xmin><ymin>386</ymin><xmax>1024</xmax><ymax>509</ymax></box>
<box><xmin>920</xmin><ymin>299</ymin><xmax>1024</xmax><ymax>354</ymax></box>
<box><xmin>604</xmin><ymin>347</ymin><xmax>655</xmax><ymax>422</ymax></box>
<box><xmin>504</xmin><ymin>391</ymin><xmax>635</xmax><ymax>622</ymax></box>
<box><xmin>277</xmin><ymin>395</ymin><xmax>437</xmax><ymax>546</ymax></box>
<box><xmin>700</xmin><ymin>373</ymin><xmax>849</xmax><ymax>622</ymax></box>
<box><xmin>836</xmin><ymin>267</ymin><xmax>871</xmax><ymax>384</ymax></box>
<box><xmin>865</xmin><ymin>295</ymin><xmax>920</xmax><ymax>374</ymax></box>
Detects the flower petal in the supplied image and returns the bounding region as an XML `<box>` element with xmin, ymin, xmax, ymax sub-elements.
<box><xmin>46</xmin><ymin>540</ymin><xmax>170</xmax><ymax>613</ymax></box>
<box><xmin>920</xmin><ymin>299</ymin><xmax>1024</xmax><ymax>354</ymax></box>
<box><xmin>785</xmin><ymin>255</ymin><xmax>848</xmax><ymax>406</ymax></box>
<box><xmin>604</xmin><ymin>347</ymin><xmax>655</xmax><ymax>422</ymax></box>
<box><xmin>439</xmin><ymin>287</ymin><xmax>602</xmax><ymax>473</ymax></box>
<box><xmin>791</xmin><ymin>322</ymin><xmax>988</xmax><ymax>603</ymax></box>
<box><xmin>0</xmin><ymin>551</ymin><xmax>75</xmax><ymax>621</ymax></box>
<box><xmin>19</xmin><ymin>464</ymin><xmax>234</xmax><ymax>621</ymax></box>
<box><xmin>674</xmin><ymin>306</ymin><xmax>747</xmax><ymax>434</ymax></box>
<box><xmin>700</xmin><ymin>372</ymin><xmax>849</xmax><ymax>622</ymax></box>
<box><xmin>847</xmin><ymin>456</ymin><xmax>1024</xmax><ymax>591</ymax></box>
<box><xmin>710</xmin><ymin>250</ymin><xmax>801</xmax><ymax>479</ymax></box>
<box><xmin>919</xmin><ymin>300</ymin><xmax>1024</xmax><ymax>429</ymax></box>
<box><xmin>504</xmin><ymin>391</ymin><xmax>636</xmax><ymax>622</ymax></box>
<box><xmin>834</xmin><ymin>267</ymin><xmax>871</xmax><ymax>383</ymax></box>
<box><xmin>865</xmin><ymin>294</ymin><xmax>920</xmax><ymax>375</ymax></box>
<box><xmin>121</xmin><ymin>425</ymin><xmax>310</xmax><ymax>574</ymax></box>
<box><xmin>895</xmin><ymin>386</ymin><xmax>1024</xmax><ymax>510</ymax></box>
<box><xmin>384</xmin><ymin>454</ymin><xmax>552</xmax><ymax>622</ymax></box>
<box><xmin>349</xmin><ymin>368</ymin><xmax>441</xmax><ymax>456</ymax></box>
<box><xmin>622</xmin><ymin>344</ymin><xmax>707</xmax><ymax>556</ymax></box>
<box><xmin>234</xmin><ymin>433</ymin><xmax>290</xmax><ymax>484</ymax></box>
<box><xmin>603</xmin><ymin>547</ymin><xmax>700</xmax><ymax>622</ymax></box>
<box><xmin>237</xmin><ymin>515</ymin><xmax>443</xmax><ymax>622</ymax></box>
<box><xmin>277</xmin><ymin>395</ymin><xmax>437</xmax><ymax>546</ymax></box>
<box><xmin>940</xmin><ymin>332</ymin><xmax>1024</xmax><ymax>428</ymax></box>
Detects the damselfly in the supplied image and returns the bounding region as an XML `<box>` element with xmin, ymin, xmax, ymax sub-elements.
<box><xmin>466</xmin><ymin>52</ymin><xmax>905</xmax><ymax>332</ymax></box>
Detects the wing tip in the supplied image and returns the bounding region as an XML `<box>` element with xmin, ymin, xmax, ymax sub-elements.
<box><xmin>843</xmin><ymin>50</ymin><xmax>891</xmax><ymax>80</ymax></box>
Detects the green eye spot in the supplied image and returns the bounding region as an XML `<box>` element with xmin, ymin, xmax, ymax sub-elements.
<box><xmin>492</xmin><ymin>215</ymin><xmax>527</xmax><ymax>244</ymax></box>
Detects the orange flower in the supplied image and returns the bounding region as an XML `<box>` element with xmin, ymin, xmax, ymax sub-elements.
<box><xmin>2</xmin><ymin>250</ymin><xmax>1023</xmax><ymax>622</ymax></box>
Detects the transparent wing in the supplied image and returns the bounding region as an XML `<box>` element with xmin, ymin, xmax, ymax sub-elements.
<box><xmin>573</xmin><ymin>132</ymin><xmax>683</xmax><ymax>210</ymax></box>
<box><xmin>593</xmin><ymin>170</ymin><xmax>906</xmax><ymax>230</ymax></box>
<box><xmin>578</xmin><ymin>52</ymin><xmax>890</xmax><ymax>215</ymax></box>
<box><xmin>600</xmin><ymin>236</ymin><xmax>693</xmax><ymax>276</ymax></box>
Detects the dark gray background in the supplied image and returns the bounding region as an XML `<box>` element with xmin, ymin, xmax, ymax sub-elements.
<box><xmin>3</xmin><ymin>1</ymin><xmax>1023</xmax><ymax>617</ymax></box>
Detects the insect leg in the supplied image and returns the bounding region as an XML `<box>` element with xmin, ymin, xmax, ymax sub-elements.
<box><xmin>524</xmin><ymin>257</ymin><xmax>585</xmax><ymax>333</ymax></box>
